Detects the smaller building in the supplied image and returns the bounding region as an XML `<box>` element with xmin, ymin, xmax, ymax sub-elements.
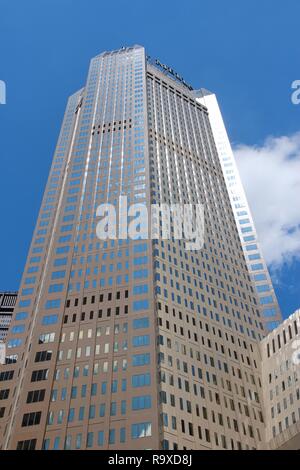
<box><xmin>0</xmin><ymin>292</ymin><xmax>17</xmax><ymax>342</ymax></box>
<box><xmin>260</xmin><ymin>309</ymin><xmax>300</xmax><ymax>449</ymax></box>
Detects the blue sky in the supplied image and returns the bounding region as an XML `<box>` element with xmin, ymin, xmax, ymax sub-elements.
<box><xmin>0</xmin><ymin>0</ymin><xmax>299</xmax><ymax>319</ymax></box>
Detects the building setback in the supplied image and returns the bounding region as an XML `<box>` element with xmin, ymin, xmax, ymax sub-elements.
<box><xmin>0</xmin><ymin>45</ymin><xmax>270</xmax><ymax>450</ymax></box>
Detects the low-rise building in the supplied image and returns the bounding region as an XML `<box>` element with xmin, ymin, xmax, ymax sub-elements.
<box><xmin>260</xmin><ymin>309</ymin><xmax>300</xmax><ymax>449</ymax></box>
<box><xmin>0</xmin><ymin>292</ymin><xmax>17</xmax><ymax>342</ymax></box>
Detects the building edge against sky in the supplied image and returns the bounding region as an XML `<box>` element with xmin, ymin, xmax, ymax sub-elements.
<box><xmin>0</xmin><ymin>44</ymin><xmax>296</xmax><ymax>451</ymax></box>
<box><xmin>195</xmin><ymin>90</ymin><xmax>282</xmax><ymax>332</ymax></box>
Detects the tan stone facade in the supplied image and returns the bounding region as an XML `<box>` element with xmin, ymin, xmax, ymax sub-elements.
<box><xmin>260</xmin><ymin>309</ymin><xmax>300</xmax><ymax>450</ymax></box>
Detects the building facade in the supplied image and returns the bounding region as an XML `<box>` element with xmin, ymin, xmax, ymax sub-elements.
<box><xmin>260</xmin><ymin>309</ymin><xmax>300</xmax><ymax>449</ymax></box>
<box><xmin>0</xmin><ymin>46</ymin><xmax>267</xmax><ymax>450</ymax></box>
<box><xmin>0</xmin><ymin>292</ymin><xmax>17</xmax><ymax>342</ymax></box>
<box><xmin>195</xmin><ymin>90</ymin><xmax>282</xmax><ymax>332</ymax></box>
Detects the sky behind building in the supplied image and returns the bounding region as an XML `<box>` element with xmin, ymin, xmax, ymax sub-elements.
<box><xmin>0</xmin><ymin>0</ymin><xmax>299</xmax><ymax>318</ymax></box>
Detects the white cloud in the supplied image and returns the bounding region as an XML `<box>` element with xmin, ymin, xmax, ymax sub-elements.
<box><xmin>234</xmin><ymin>132</ymin><xmax>300</xmax><ymax>268</ymax></box>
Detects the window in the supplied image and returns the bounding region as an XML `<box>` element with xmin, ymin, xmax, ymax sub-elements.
<box><xmin>57</xmin><ymin>409</ymin><xmax>64</xmax><ymax>424</ymax></box>
<box><xmin>133</xmin><ymin>299</ymin><xmax>149</xmax><ymax>311</ymax></box>
<box><xmin>257</xmin><ymin>285</ymin><xmax>271</xmax><ymax>293</ymax></box>
<box><xmin>121</xmin><ymin>400</ymin><xmax>126</xmax><ymax>415</ymax></box>
<box><xmin>251</xmin><ymin>263</ymin><xmax>264</xmax><ymax>271</ymax></box>
<box><xmin>78</xmin><ymin>407</ymin><xmax>85</xmax><ymax>421</ymax></box>
<box><xmin>241</xmin><ymin>226</ymin><xmax>252</xmax><ymax>233</ymax></box>
<box><xmin>132</xmin><ymin>353</ymin><xmax>150</xmax><ymax>366</ymax></box>
<box><xmin>17</xmin><ymin>439</ymin><xmax>37</xmax><ymax>450</ymax></box>
<box><xmin>87</xmin><ymin>432</ymin><xmax>94</xmax><ymax>448</ymax></box>
<box><xmin>45</xmin><ymin>299</ymin><xmax>61</xmax><ymax>310</ymax></box>
<box><xmin>98</xmin><ymin>431</ymin><xmax>104</xmax><ymax>447</ymax></box>
<box><xmin>260</xmin><ymin>296</ymin><xmax>273</xmax><ymax>305</ymax></box>
<box><xmin>133</xmin><ymin>284</ymin><xmax>149</xmax><ymax>294</ymax></box>
<box><xmin>132</xmin><ymin>395</ymin><xmax>152</xmax><ymax>410</ymax></box>
<box><xmin>243</xmin><ymin>235</ymin><xmax>255</xmax><ymax>241</ymax></box>
<box><xmin>131</xmin><ymin>422</ymin><xmax>152</xmax><ymax>439</ymax></box>
<box><xmin>111</xmin><ymin>380</ymin><xmax>117</xmax><ymax>393</ymax></box>
<box><xmin>48</xmin><ymin>283</ymin><xmax>64</xmax><ymax>293</ymax></box>
<box><xmin>132</xmin><ymin>335</ymin><xmax>150</xmax><ymax>347</ymax></box>
<box><xmin>53</xmin><ymin>437</ymin><xmax>60</xmax><ymax>449</ymax></box>
<box><xmin>249</xmin><ymin>254</ymin><xmax>261</xmax><ymax>261</ymax></box>
<box><xmin>89</xmin><ymin>405</ymin><xmax>95</xmax><ymax>419</ymax></box>
<box><xmin>22</xmin><ymin>411</ymin><xmax>42</xmax><ymax>427</ymax></box>
<box><xmin>18</xmin><ymin>299</ymin><xmax>31</xmax><ymax>308</ymax></box>
<box><xmin>254</xmin><ymin>273</ymin><xmax>267</xmax><ymax>281</ymax></box>
<box><xmin>75</xmin><ymin>434</ymin><xmax>82</xmax><ymax>450</ymax></box>
<box><xmin>64</xmin><ymin>435</ymin><xmax>72</xmax><ymax>450</ymax></box>
<box><xmin>11</xmin><ymin>325</ymin><xmax>25</xmax><ymax>334</ymax></box>
<box><xmin>239</xmin><ymin>218</ymin><xmax>250</xmax><ymax>225</ymax></box>
<box><xmin>132</xmin><ymin>317</ymin><xmax>149</xmax><ymax>329</ymax></box>
<box><xmin>15</xmin><ymin>312</ymin><xmax>28</xmax><ymax>321</ymax></box>
<box><xmin>51</xmin><ymin>270</ymin><xmax>66</xmax><ymax>279</ymax></box>
<box><xmin>132</xmin><ymin>373</ymin><xmax>151</xmax><ymax>387</ymax></box>
<box><xmin>42</xmin><ymin>315</ymin><xmax>58</xmax><ymax>325</ymax></box>
<box><xmin>7</xmin><ymin>338</ymin><xmax>22</xmax><ymax>349</ymax></box>
<box><xmin>133</xmin><ymin>269</ymin><xmax>148</xmax><ymax>279</ymax></box>
<box><xmin>39</xmin><ymin>332</ymin><xmax>55</xmax><ymax>344</ymax></box>
<box><xmin>0</xmin><ymin>370</ymin><xmax>14</xmax><ymax>381</ymax></box>
<box><xmin>26</xmin><ymin>389</ymin><xmax>45</xmax><ymax>404</ymax></box>
<box><xmin>120</xmin><ymin>427</ymin><xmax>126</xmax><ymax>443</ymax></box>
<box><xmin>68</xmin><ymin>408</ymin><xmax>75</xmax><ymax>423</ymax></box>
<box><xmin>110</xmin><ymin>402</ymin><xmax>117</xmax><ymax>416</ymax></box>
<box><xmin>35</xmin><ymin>351</ymin><xmax>52</xmax><ymax>362</ymax></box>
<box><xmin>109</xmin><ymin>429</ymin><xmax>115</xmax><ymax>444</ymax></box>
<box><xmin>31</xmin><ymin>369</ymin><xmax>49</xmax><ymax>382</ymax></box>
<box><xmin>53</xmin><ymin>257</ymin><xmax>68</xmax><ymax>266</ymax></box>
<box><xmin>99</xmin><ymin>403</ymin><xmax>105</xmax><ymax>417</ymax></box>
<box><xmin>0</xmin><ymin>389</ymin><xmax>9</xmax><ymax>400</ymax></box>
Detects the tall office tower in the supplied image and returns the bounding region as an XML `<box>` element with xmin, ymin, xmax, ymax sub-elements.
<box><xmin>1</xmin><ymin>45</ymin><xmax>267</xmax><ymax>451</ymax></box>
<box><xmin>0</xmin><ymin>292</ymin><xmax>17</xmax><ymax>342</ymax></box>
<box><xmin>260</xmin><ymin>309</ymin><xmax>300</xmax><ymax>450</ymax></box>
<box><xmin>195</xmin><ymin>90</ymin><xmax>282</xmax><ymax>332</ymax></box>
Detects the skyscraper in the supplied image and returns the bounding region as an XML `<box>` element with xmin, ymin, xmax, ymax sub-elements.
<box><xmin>195</xmin><ymin>90</ymin><xmax>282</xmax><ymax>332</ymax></box>
<box><xmin>0</xmin><ymin>45</ymin><xmax>267</xmax><ymax>450</ymax></box>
